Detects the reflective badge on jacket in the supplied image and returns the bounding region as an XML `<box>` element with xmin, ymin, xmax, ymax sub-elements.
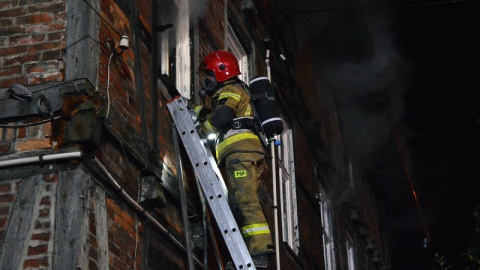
<box><xmin>234</xmin><ymin>170</ymin><xmax>247</xmax><ymax>178</ymax></box>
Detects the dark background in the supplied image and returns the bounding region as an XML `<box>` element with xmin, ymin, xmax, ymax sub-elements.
<box><xmin>278</xmin><ymin>0</ymin><xmax>480</xmax><ymax>268</ymax></box>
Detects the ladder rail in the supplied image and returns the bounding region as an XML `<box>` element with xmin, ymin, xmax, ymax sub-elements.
<box><xmin>167</xmin><ymin>96</ymin><xmax>256</xmax><ymax>270</ymax></box>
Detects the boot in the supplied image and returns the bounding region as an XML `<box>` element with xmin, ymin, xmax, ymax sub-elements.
<box><xmin>252</xmin><ymin>254</ymin><xmax>269</xmax><ymax>269</ymax></box>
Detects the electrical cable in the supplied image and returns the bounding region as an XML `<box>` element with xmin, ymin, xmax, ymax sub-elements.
<box><xmin>0</xmin><ymin>116</ymin><xmax>61</xmax><ymax>128</ymax></box>
<box><xmin>105</xmin><ymin>52</ymin><xmax>114</xmax><ymax>119</ymax></box>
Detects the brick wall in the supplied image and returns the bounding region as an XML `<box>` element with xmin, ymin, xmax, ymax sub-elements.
<box><xmin>106</xmin><ymin>197</ymin><xmax>142</xmax><ymax>270</ymax></box>
<box><xmin>0</xmin><ymin>122</ymin><xmax>52</xmax><ymax>156</ymax></box>
<box><xmin>0</xmin><ymin>174</ymin><xmax>57</xmax><ymax>269</ymax></box>
<box><xmin>0</xmin><ymin>0</ymin><xmax>66</xmax><ymax>89</ymax></box>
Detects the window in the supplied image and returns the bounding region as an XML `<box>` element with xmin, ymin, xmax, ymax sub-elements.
<box><xmin>346</xmin><ymin>234</ymin><xmax>356</xmax><ymax>270</ymax></box>
<box><xmin>278</xmin><ymin>127</ymin><xmax>299</xmax><ymax>254</ymax></box>
<box><xmin>319</xmin><ymin>189</ymin><xmax>336</xmax><ymax>270</ymax></box>
<box><xmin>156</xmin><ymin>0</ymin><xmax>191</xmax><ymax>98</ymax></box>
<box><xmin>227</xmin><ymin>23</ymin><xmax>250</xmax><ymax>83</ymax></box>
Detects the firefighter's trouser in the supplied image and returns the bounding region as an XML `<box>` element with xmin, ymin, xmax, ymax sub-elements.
<box><xmin>223</xmin><ymin>149</ymin><xmax>274</xmax><ymax>256</ymax></box>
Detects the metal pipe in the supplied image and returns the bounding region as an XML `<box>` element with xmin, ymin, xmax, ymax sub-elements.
<box><xmin>172</xmin><ymin>125</ymin><xmax>195</xmax><ymax>270</ymax></box>
<box><xmin>271</xmin><ymin>136</ymin><xmax>281</xmax><ymax>270</ymax></box>
<box><xmin>266</xmin><ymin>49</ymin><xmax>281</xmax><ymax>270</ymax></box>
<box><xmin>0</xmin><ymin>151</ymin><xmax>83</xmax><ymax>168</ymax></box>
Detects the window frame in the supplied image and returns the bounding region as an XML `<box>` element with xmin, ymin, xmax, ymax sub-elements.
<box><xmin>319</xmin><ymin>189</ymin><xmax>336</xmax><ymax>270</ymax></box>
<box><xmin>226</xmin><ymin>23</ymin><xmax>250</xmax><ymax>83</ymax></box>
<box><xmin>156</xmin><ymin>0</ymin><xmax>191</xmax><ymax>99</ymax></box>
<box><xmin>278</xmin><ymin>127</ymin><xmax>300</xmax><ymax>254</ymax></box>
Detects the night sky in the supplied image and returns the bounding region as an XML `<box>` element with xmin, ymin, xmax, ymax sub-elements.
<box><xmin>279</xmin><ymin>0</ymin><xmax>480</xmax><ymax>268</ymax></box>
<box><xmin>392</xmin><ymin>0</ymin><xmax>480</xmax><ymax>268</ymax></box>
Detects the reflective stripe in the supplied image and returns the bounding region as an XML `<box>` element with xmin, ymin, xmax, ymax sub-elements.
<box><xmin>246</xmin><ymin>104</ymin><xmax>252</xmax><ymax>116</ymax></box>
<box><xmin>261</xmin><ymin>117</ymin><xmax>282</xmax><ymax>126</ymax></box>
<box><xmin>194</xmin><ymin>105</ymin><xmax>203</xmax><ymax>115</ymax></box>
<box><xmin>203</xmin><ymin>120</ymin><xmax>215</xmax><ymax>133</ymax></box>
<box><xmin>241</xmin><ymin>223</ymin><xmax>271</xmax><ymax>237</ymax></box>
<box><xmin>218</xmin><ymin>92</ymin><xmax>241</xmax><ymax>101</ymax></box>
<box><xmin>216</xmin><ymin>132</ymin><xmax>260</xmax><ymax>159</ymax></box>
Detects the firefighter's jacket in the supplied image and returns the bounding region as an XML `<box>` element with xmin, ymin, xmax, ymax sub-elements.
<box><xmin>199</xmin><ymin>80</ymin><xmax>274</xmax><ymax>255</ymax></box>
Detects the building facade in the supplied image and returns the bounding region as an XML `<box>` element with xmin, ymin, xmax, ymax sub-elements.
<box><xmin>0</xmin><ymin>0</ymin><xmax>389</xmax><ymax>269</ymax></box>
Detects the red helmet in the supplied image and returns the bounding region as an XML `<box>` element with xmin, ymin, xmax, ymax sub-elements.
<box><xmin>199</xmin><ymin>50</ymin><xmax>241</xmax><ymax>83</ymax></box>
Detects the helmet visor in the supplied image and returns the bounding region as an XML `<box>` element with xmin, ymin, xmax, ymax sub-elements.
<box><xmin>199</xmin><ymin>70</ymin><xmax>217</xmax><ymax>91</ymax></box>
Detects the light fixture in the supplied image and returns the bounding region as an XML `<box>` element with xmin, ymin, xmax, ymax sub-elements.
<box><xmin>119</xmin><ymin>35</ymin><xmax>129</xmax><ymax>51</ymax></box>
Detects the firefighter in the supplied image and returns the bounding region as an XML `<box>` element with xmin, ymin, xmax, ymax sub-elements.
<box><xmin>196</xmin><ymin>50</ymin><xmax>274</xmax><ymax>268</ymax></box>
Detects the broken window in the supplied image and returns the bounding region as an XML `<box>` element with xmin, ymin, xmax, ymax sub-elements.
<box><xmin>156</xmin><ymin>0</ymin><xmax>191</xmax><ymax>98</ymax></box>
<box><xmin>278</xmin><ymin>127</ymin><xmax>300</xmax><ymax>254</ymax></box>
<box><xmin>346</xmin><ymin>233</ymin><xmax>356</xmax><ymax>270</ymax></box>
<box><xmin>320</xmin><ymin>189</ymin><xmax>336</xmax><ymax>270</ymax></box>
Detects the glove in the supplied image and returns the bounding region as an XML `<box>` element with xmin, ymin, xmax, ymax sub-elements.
<box><xmin>189</xmin><ymin>109</ymin><xmax>199</xmax><ymax>125</ymax></box>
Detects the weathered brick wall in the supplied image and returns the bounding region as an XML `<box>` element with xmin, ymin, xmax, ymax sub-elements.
<box><xmin>0</xmin><ymin>174</ymin><xmax>57</xmax><ymax>269</ymax></box>
<box><xmin>0</xmin><ymin>122</ymin><xmax>52</xmax><ymax>156</ymax></box>
<box><xmin>0</xmin><ymin>0</ymin><xmax>66</xmax><ymax>89</ymax></box>
<box><xmin>23</xmin><ymin>173</ymin><xmax>57</xmax><ymax>269</ymax></box>
<box><xmin>106</xmin><ymin>197</ymin><xmax>142</xmax><ymax>270</ymax></box>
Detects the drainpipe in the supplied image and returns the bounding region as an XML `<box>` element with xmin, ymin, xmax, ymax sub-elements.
<box><xmin>265</xmin><ymin>49</ymin><xmax>281</xmax><ymax>270</ymax></box>
<box><xmin>0</xmin><ymin>151</ymin><xmax>204</xmax><ymax>268</ymax></box>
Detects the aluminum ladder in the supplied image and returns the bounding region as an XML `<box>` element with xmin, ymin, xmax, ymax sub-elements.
<box><xmin>160</xmin><ymin>75</ymin><xmax>256</xmax><ymax>270</ymax></box>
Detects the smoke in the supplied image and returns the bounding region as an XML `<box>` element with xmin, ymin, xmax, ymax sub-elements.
<box><xmin>190</xmin><ymin>0</ymin><xmax>210</xmax><ymax>22</ymax></box>
<box><xmin>316</xmin><ymin>8</ymin><xmax>411</xmax><ymax>165</ymax></box>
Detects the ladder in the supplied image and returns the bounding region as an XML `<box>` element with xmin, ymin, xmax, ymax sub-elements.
<box><xmin>160</xmin><ymin>75</ymin><xmax>256</xmax><ymax>270</ymax></box>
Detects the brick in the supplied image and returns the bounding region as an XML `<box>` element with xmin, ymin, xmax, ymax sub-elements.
<box><xmin>0</xmin><ymin>142</ymin><xmax>12</xmax><ymax>154</ymax></box>
<box><xmin>3</xmin><ymin>53</ymin><xmax>40</xmax><ymax>66</ymax></box>
<box><xmin>30</xmin><ymin>71</ymin><xmax>63</xmax><ymax>84</ymax></box>
<box><xmin>0</xmin><ymin>183</ymin><xmax>11</xmax><ymax>193</ymax></box>
<box><xmin>18</xmin><ymin>127</ymin><xmax>26</xmax><ymax>139</ymax></box>
<box><xmin>0</xmin><ymin>25</ymin><xmax>26</xmax><ymax>37</ymax></box>
<box><xmin>26</xmin><ymin>23</ymin><xmax>65</xmax><ymax>35</ymax></box>
<box><xmin>27</xmin><ymin>125</ymin><xmax>41</xmax><ymax>138</ymax></box>
<box><xmin>0</xmin><ymin>7</ymin><xmax>26</xmax><ymax>19</ymax></box>
<box><xmin>26</xmin><ymin>62</ymin><xmax>62</xmax><ymax>73</ymax></box>
<box><xmin>15</xmin><ymin>138</ymin><xmax>52</xmax><ymax>151</ymax></box>
<box><xmin>0</xmin><ymin>205</ymin><xmax>10</xmax><ymax>215</ymax></box>
<box><xmin>31</xmin><ymin>232</ymin><xmax>51</xmax><ymax>241</ymax></box>
<box><xmin>27</xmin><ymin>2</ymin><xmax>65</xmax><ymax>14</ymax></box>
<box><xmin>46</xmin><ymin>31</ymin><xmax>65</xmax><ymax>42</ymax></box>
<box><xmin>38</xmin><ymin>208</ymin><xmax>49</xmax><ymax>217</ymax></box>
<box><xmin>0</xmin><ymin>18</ymin><xmax>14</xmax><ymax>28</ymax></box>
<box><xmin>42</xmin><ymin>122</ymin><xmax>51</xmax><ymax>136</ymax></box>
<box><xmin>120</xmin><ymin>210</ymin><xmax>134</xmax><ymax>226</ymax></box>
<box><xmin>0</xmin><ymin>2</ymin><xmax>13</xmax><ymax>9</ymax></box>
<box><xmin>42</xmin><ymin>50</ymin><xmax>63</xmax><ymax>61</ymax></box>
<box><xmin>27</xmin><ymin>244</ymin><xmax>48</xmax><ymax>256</ymax></box>
<box><xmin>0</xmin><ymin>77</ymin><xmax>28</xmax><ymax>89</ymax></box>
<box><xmin>23</xmin><ymin>257</ymin><xmax>49</xmax><ymax>268</ymax></box>
<box><xmin>0</xmin><ymin>66</ymin><xmax>22</xmax><ymax>78</ymax></box>
<box><xmin>29</xmin><ymin>41</ymin><xmax>62</xmax><ymax>53</ymax></box>
<box><xmin>17</xmin><ymin>14</ymin><xmax>55</xmax><ymax>25</ymax></box>
<box><xmin>40</xmin><ymin>196</ymin><xmax>51</xmax><ymax>205</ymax></box>
<box><xmin>0</xmin><ymin>194</ymin><xmax>14</xmax><ymax>203</ymax></box>
<box><xmin>43</xmin><ymin>172</ymin><xmax>57</xmax><ymax>183</ymax></box>
<box><xmin>9</xmin><ymin>33</ymin><xmax>46</xmax><ymax>46</ymax></box>
<box><xmin>34</xmin><ymin>219</ymin><xmax>50</xmax><ymax>229</ymax></box>
<box><xmin>4</xmin><ymin>128</ymin><xmax>16</xmax><ymax>141</ymax></box>
<box><xmin>0</xmin><ymin>218</ymin><xmax>6</xmax><ymax>229</ymax></box>
<box><xmin>0</xmin><ymin>45</ymin><xmax>28</xmax><ymax>56</ymax></box>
